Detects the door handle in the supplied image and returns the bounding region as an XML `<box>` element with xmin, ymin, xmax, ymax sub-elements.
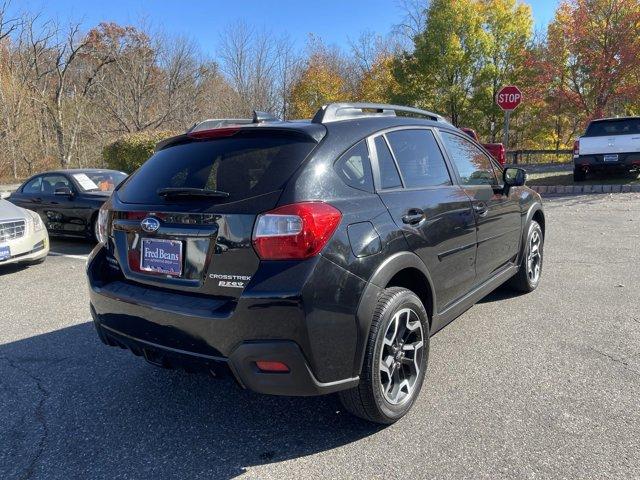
<box><xmin>473</xmin><ymin>202</ymin><xmax>489</xmax><ymax>217</ymax></box>
<box><xmin>402</xmin><ymin>208</ymin><xmax>425</xmax><ymax>225</ymax></box>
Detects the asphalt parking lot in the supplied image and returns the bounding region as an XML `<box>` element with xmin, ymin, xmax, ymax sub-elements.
<box><xmin>1</xmin><ymin>194</ymin><xmax>639</xmax><ymax>479</ymax></box>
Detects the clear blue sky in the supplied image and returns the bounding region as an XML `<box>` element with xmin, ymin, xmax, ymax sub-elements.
<box><xmin>11</xmin><ymin>0</ymin><xmax>559</xmax><ymax>55</ymax></box>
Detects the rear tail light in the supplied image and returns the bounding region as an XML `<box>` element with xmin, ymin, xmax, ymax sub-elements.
<box><xmin>573</xmin><ymin>140</ymin><xmax>580</xmax><ymax>156</ymax></box>
<box><xmin>97</xmin><ymin>205</ymin><xmax>110</xmax><ymax>245</ymax></box>
<box><xmin>498</xmin><ymin>145</ymin><xmax>506</xmax><ymax>165</ymax></box>
<box><xmin>252</xmin><ymin>202</ymin><xmax>342</xmax><ymax>260</ymax></box>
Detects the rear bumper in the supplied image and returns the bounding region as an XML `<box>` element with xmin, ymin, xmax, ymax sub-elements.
<box><xmin>574</xmin><ymin>153</ymin><xmax>640</xmax><ymax>171</ymax></box>
<box><xmin>87</xmin><ymin>245</ymin><xmax>365</xmax><ymax>396</ymax></box>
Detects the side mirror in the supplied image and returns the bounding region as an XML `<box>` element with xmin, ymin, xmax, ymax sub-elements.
<box><xmin>503</xmin><ymin>167</ymin><xmax>527</xmax><ymax>188</ymax></box>
<box><xmin>54</xmin><ymin>186</ymin><xmax>73</xmax><ymax>197</ymax></box>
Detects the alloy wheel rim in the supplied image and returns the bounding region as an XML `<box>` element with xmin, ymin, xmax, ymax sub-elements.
<box><xmin>527</xmin><ymin>230</ymin><xmax>542</xmax><ymax>283</ymax></box>
<box><xmin>379</xmin><ymin>308</ymin><xmax>424</xmax><ymax>406</ymax></box>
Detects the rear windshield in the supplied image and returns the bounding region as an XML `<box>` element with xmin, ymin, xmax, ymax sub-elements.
<box><xmin>117</xmin><ymin>131</ymin><xmax>316</xmax><ymax>204</ymax></box>
<box><xmin>585</xmin><ymin>118</ymin><xmax>640</xmax><ymax>137</ymax></box>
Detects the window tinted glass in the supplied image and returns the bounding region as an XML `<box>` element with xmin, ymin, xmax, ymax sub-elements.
<box><xmin>585</xmin><ymin>118</ymin><xmax>640</xmax><ymax>137</ymax></box>
<box><xmin>118</xmin><ymin>132</ymin><xmax>316</xmax><ymax>204</ymax></box>
<box><xmin>441</xmin><ymin>132</ymin><xmax>498</xmax><ymax>186</ymax></box>
<box><xmin>23</xmin><ymin>177</ymin><xmax>42</xmax><ymax>194</ymax></box>
<box><xmin>40</xmin><ymin>175</ymin><xmax>71</xmax><ymax>194</ymax></box>
<box><xmin>334</xmin><ymin>140</ymin><xmax>374</xmax><ymax>192</ymax></box>
<box><xmin>374</xmin><ymin>136</ymin><xmax>402</xmax><ymax>189</ymax></box>
<box><xmin>385</xmin><ymin>129</ymin><xmax>451</xmax><ymax>188</ymax></box>
<box><xmin>74</xmin><ymin>171</ymin><xmax>127</xmax><ymax>192</ymax></box>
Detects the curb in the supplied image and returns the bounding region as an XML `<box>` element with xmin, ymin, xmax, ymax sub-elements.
<box><xmin>530</xmin><ymin>184</ymin><xmax>640</xmax><ymax>195</ymax></box>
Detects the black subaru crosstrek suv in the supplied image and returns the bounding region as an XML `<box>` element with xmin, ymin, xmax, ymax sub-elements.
<box><xmin>88</xmin><ymin>103</ymin><xmax>545</xmax><ymax>424</ymax></box>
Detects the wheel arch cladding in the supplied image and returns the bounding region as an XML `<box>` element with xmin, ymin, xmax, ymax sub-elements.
<box><xmin>353</xmin><ymin>251</ymin><xmax>436</xmax><ymax>376</ymax></box>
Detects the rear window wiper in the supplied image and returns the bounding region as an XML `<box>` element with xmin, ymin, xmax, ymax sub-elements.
<box><xmin>157</xmin><ymin>187</ymin><xmax>230</xmax><ymax>198</ymax></box>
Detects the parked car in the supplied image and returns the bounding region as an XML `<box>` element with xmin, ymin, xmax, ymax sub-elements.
<box><xmin>460</xmin><ymin>127</ymin><xmax>506</xmax><ymax>166</ymax></box>
<box><xmin>0</xmin><ymin>199</ymin><xmax>49</xmax><ymax>266</ymax></box>
<box><xmin>87</xmin><ymin>103</ymin><xmax>545</xmax><ymax>424</ymax></box>
<box><xmin>8</xmin><ymin>169</ymin><xmax>127</xmax><ymax>241</ymax></box>
<box><xmin>573</xmin><ymin>117</ymin><xmax>640</xmax><ymax>181</ymax></box>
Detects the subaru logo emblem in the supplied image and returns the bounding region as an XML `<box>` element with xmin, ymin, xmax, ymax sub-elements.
<box><xmin>141</xmin><ymin>217</ymin><xmax>160</xmax><ymax>233</ymax></box>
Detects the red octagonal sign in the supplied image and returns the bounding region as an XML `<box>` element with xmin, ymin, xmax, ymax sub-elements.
<box><xmin>496</xmin><ymin>85</ymin><xmax>522</xmax><ymax>111</ymax></box>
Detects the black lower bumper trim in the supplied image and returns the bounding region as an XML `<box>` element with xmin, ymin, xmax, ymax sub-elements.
<box><xmin>93</xmin><ymin>318</ymin><xmax>359</xmax><ymax>396</ymax></box>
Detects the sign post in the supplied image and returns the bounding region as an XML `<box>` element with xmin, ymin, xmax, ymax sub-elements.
<box><xmin>496</xmin><ymin>85</ymin><xmax>522</xmax><ymax>149</ymax></box>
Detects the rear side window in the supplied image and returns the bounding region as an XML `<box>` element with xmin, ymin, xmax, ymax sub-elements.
<box><xmin>374</xmin><ymin>136</ymin><xmax>402</xmax><ymax>189</ymax></box>
<box><xmin>334</xmin><ymin>140</ymin><xmax>374</xmax><ymax>193</ymax></box>
<box><xmin>118</xmin><ymin>131</ymin><xmax>316</xmax><ymax>204</ymax></box>
<box><xmin>440</xmin><ymin>131</ymin><xmax>498</xmax><ymax>186</ymax></box>
<box><xmin>385</xmin><ymin>129</ymin><xmax>451</xmax><ymax>188</ymax></box>
<box><xmin>585</xmin><ymin>119</ymin><xmax>640</xmax><ymax>137</ymax></box>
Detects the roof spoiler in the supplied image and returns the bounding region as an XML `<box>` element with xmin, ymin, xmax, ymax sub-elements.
<box><xmin>186</xmin><ymin>110</ymin><xmax>281</xmax><ymax>134</ymax></box>
<box><xmin>311</xmin><ymin>102</ymin><xmax>448</xmax><ymax>124</ymax></box>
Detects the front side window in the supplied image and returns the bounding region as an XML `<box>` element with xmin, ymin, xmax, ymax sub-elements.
<box><xmin>334</xmin><ymin>140</ymin><xmax>374</xmax><ymax>193</ymax></box>
<box><xmin>440</xmin><ymin>131</ymin><xmax>498</xmax><ymax>186</ymax></box>
<box><xmin>385</xmin><ymin>129</ymin><xmax>451</xmax><ymax>188</ymax></box>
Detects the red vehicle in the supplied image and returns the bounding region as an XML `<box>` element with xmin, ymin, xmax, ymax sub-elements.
<box><xmin>460</xmin><ymin>128</ymin><xmax>506</xmax><ymax>166</ymax></box>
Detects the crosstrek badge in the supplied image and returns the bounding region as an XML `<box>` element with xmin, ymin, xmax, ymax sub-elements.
<box><xmin>209</xmin><ymin>273</ymin><xmax>251</xmax><ymax>288</ymax></box>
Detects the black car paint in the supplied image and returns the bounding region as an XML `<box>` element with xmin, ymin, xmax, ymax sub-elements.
<box><xmin>9</xmin><ymin>169</ymin><xmax>116</xmax><ymax>238</ymax></box>
<box><xmin>87</xmin><ymin>117</ymin><xmax>544</xmax><ymax>396</ymax></box>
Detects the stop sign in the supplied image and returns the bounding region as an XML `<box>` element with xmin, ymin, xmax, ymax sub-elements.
<box><xmin>496</xmin><ymin>85</ymin><xmax>522</xmax><ymax>111</ymax></box>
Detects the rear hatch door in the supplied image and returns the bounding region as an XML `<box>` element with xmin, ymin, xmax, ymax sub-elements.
<box><xmin>108</xmin><ymin>128</ymin><xmax>320</xmax><ymax>299</ymax></box>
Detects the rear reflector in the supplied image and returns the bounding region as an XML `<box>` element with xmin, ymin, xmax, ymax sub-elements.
<box><xmin>252</xmin><ymin>202</ymin><xmax>342</xmax><ymax>260</ymax></box>
<box><xmin>255</xmin><ymin>361</ymin><xmax>290</xmax><ymax>373</ymax></box>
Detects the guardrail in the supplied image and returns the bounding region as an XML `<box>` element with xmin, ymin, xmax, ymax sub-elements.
<box><xmin>507</xmin><ymin>149</ymin><xmax>573</xmax><ymax>165</ymax></box>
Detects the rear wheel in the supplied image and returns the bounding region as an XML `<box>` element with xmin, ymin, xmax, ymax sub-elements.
<box><xmin>573</xmin><ymin>167</ymin><xmax>586</xmax><ymax>182</ymax></box>
<box><xmin>508</xmin><ymin>220</ymin><xmax>543</xmax><ymax>293</ymax></box>
<box><xmin>339</xmin><ymin>287</ymin><xmax>429</xmax><ymax>424</ymax></box>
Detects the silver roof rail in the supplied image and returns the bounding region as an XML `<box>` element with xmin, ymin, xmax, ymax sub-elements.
<box><xmin>311</xmin><ymin>103</ymin><xmax>448</xmax><ymax>124</ymax></box>
<box><xmin>187</xmin><ymin>110</ymin><xmax>281</xmax><ymax>133</ymax></box>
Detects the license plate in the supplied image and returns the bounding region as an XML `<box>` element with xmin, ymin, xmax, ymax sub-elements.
<box><xmin>0</xmin><ymin>244</ymin><xmax>9</xmax><ymax>262</ymax></box>
<box><xmin>603</xmin><ymin>154</ymin><xmax>619</xmax><ymax>162</ymax></box>
<box><xmin>140</xmin><ymin>238</ymin><xmax>182</xmax><ymax>276</ymax></box>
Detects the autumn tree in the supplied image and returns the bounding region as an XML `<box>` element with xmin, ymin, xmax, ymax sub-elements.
<box><xmin>546</xmin><ymin>0</ymin><xmax>640</xmax><ymax>120</ymax></box>
<box><xmin>289</xmin><ymin>38</ymin><xmax>349</xmax><ymax>118</ymax></box>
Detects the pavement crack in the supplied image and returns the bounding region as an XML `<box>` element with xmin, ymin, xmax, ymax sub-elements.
<box><xmin>587</xmin><ymin>347</ymin><xmax>640</xmax><ymax>378</ymax></box>
<box><xmin>0</xmin><ymin>356</ymin><xmax>50</xmax><ymax>480</ymax></box>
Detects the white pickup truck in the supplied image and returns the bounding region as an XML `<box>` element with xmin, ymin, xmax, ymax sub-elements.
<box><xmin>573</xmin><ymin>117</ymin><xmax>640</xmax><ymax>181</ymax></box>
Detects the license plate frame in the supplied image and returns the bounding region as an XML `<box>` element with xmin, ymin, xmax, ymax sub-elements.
<box><xmin>0</xmin><ymin>244</ymin><xmax>9</xmax><ymax>262</ymax></box>
<box><xmin>140</xmin><ymin>238</ymin><xmax>183</xmax><ymax>276</ymax></box>
<box><xmin>603</xmin><ymin>154</ymin><xmax>619</xmax><ymax>162</ymax></box>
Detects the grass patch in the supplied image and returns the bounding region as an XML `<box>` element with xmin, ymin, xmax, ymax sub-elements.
<box><xmin>526</xmin><ymin>171</ymin><xmax>640</xmax><ymax>186</ymax></box>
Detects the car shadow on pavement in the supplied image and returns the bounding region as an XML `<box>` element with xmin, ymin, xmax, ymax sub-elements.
<box><xmin>0</xmin><ymin>322</ymin><xmax>383</xmax><ymax>479</ymax></box>
<box><xmin>49</xmin><ymin>237</ymin><xmax>96</xmax><ymax>256</ymax></box>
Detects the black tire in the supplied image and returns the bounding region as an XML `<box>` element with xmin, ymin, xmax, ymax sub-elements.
<box><xmin>339</xmin><ymin>287</ymin><xmax>429</xmax><ymax>424</ymax></box>
<box><xmin>573</xmin><ymin>167</ymin><xmax>586</xmax><ymax>182</ymax></box>
<box><xmin>508</xmin><ymin>220</ymin><xmax>543</xmax><ymax>293</ymax></box>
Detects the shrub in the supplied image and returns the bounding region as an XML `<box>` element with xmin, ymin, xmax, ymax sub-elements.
<box><xmin>102</xmin><ymin>130</ymin><xmax>178</xmax><ymax>173</ymax></box>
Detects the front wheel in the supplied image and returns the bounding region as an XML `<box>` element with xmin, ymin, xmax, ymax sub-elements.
<box><xmin>508</xmin><ymin>220</ymin><xmax>544</xmax><ymax>293</ymax></box>
<box><xmin>573</xmin><ymin>167</ymin><xmax>586</xmax><ymax>182</ymax></box>
<box><xmin>339</xmin><ymin>287</ymin><xmax>429</xmax><ymax>424</ymax></box>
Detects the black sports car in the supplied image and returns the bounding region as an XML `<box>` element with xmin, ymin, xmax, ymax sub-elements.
<box><xmin>8</xmin><ymin>169</ymin><xmax>127</xmax><ymax>240</ymax></box>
